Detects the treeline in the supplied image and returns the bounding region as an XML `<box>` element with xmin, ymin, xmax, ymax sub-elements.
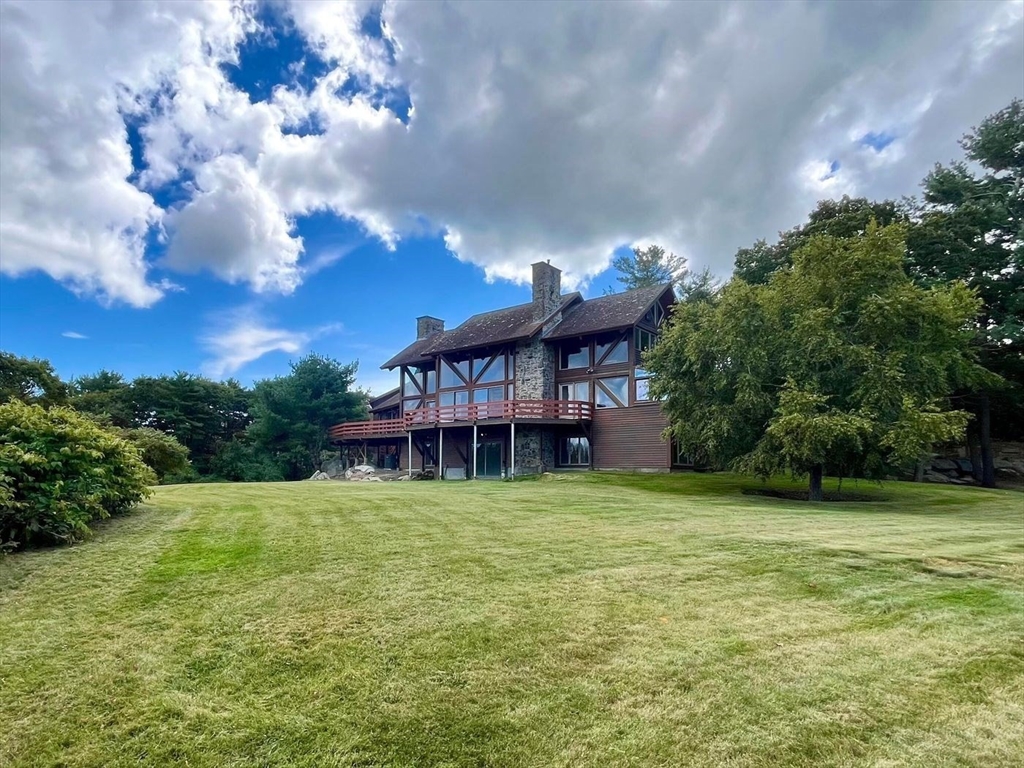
<box><xmin>0</xmin><ymin>352</ymin><xmax>367</xmax><ymax>484</ymax></box>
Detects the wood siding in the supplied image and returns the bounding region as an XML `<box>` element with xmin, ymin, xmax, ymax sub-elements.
<box><xmin>591</xmin><ymin>404</ymin><xmax>670</xmax><ymax>471</ymax></box>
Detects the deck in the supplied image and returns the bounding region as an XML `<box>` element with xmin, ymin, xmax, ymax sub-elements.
<box><xmin>329</xmin><ymin>399</ymin><xmax>592</xmax><ymax>441</ymax></box>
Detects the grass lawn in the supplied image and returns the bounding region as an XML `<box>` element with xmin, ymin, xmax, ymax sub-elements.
<box><xmin>1</xmin><ymin>473</ymin><xmax>1022</xmax><ymax>767</ymax></box>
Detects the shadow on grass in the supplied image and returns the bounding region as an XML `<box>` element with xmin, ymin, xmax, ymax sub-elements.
<box><xmin>742</xmin><ymin>488</ymin><xmax>888</xmax><ymax>503</ymax></box>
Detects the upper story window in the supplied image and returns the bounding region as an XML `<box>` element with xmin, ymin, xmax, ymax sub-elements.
<box><xmin>403</xmin><ymin>365</ymin><xmax>437</xmax><ymax>397</ymax></box>
<box><xmin>595</xmin><ymin>336</ymin><xmax>628</xmax><ymax>366</ymax></box>
<box><xmin>635</xmin><ymin>328</ymin><xmax>658</xmax><ymax>356</ymax></box>
<box><xmin>642</xmin><ymin>303</ymin><xmax>665</xmax><ymax>327</ymax></box>
<box><xmin>559</xmin><ymin>381</ymin><xmax>590</xmax><ymax>402</ymax></box>
<box><xmin>475</xmin><ymin>353</ymin><xmax>507</xmax><ymax>384</ymax></box>
<box><xmin>635</xmin><ymin>374</ymin><xmax>652</xmax><ymax>402</ymax></box>
<box><xmin>559</xmin><ymin>342</ymin><xmax>591</xmax><ymax>369</ymax></box>
<box><xmin>440</xmin><ymin>357</ymin><xmax>470</xmax><ymax>389</ymax></box>
<box><xmin>595</xmin><ymin>376</ymin><xmax>629</xmax><ymax>408</ymax></box>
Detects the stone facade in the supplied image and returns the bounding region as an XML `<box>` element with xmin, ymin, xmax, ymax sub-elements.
<box><xmin>513</xmin><ymin>335</ymin><xmax>557</xmax><ymax>474</ymax></box>
<box><xmin>531</xmin><ymin>261</ymin><xmax>562</xmax><ymax>321</ymax></box>
<box><xmin>513</xmin><ymin>424</ymin><xmax>555</xmax><ymax>476</ymax></box>
<box><xmin>514</xmin><ymin>336</ymin><xmax>555</xmax><ymax>400</ymax></box>
<box><xmin>416</xmin><ymin>315</ymin><xmax>445</xmax><ymax>340</ymax></box>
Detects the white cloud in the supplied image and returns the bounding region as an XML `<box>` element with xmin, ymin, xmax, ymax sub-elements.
<box><xmin>165</xmin><ymin>154</ymin><xmax>303</xmax><ymax>292</ymax></box>
<box><xmin>0</xmin><ymin>0</ymin><xmax>255</xmax><ymax>306</ymax></box>
<box><xmin>200</xmin><ymin>308</ymin><xmax>341</xmax><ymax>378</ymax></box>
<box><xmin>61</xmin><ymin>331</ymin><xmax>88</xmax><ymax>340</ymax></box>
<box><xmin>2</xmin><ymin>0</ymin><xmax>1022</xmax><ymax>305</ymax></box>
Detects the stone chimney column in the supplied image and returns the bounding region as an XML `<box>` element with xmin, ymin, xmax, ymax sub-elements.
<box><xmin>416</xmin><ymin>316</ymin><xmax>445</xmax><ymax>340</ymax></box>
<box><xmin>531</xmin><ymin>261</ymin><xmax>562</xmax><ymax>321</ymax></box>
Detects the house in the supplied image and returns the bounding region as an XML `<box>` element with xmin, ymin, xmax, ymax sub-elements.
<box><xmin>330</xmin><ymin>261</ymin><xmax>689</xmax><ymax>477</ymax></box>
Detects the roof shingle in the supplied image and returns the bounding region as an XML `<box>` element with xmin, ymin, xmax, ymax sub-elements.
<box><xmin>543</xmin><ymin>283</ymin><xmax>672</xmax><ymax>339</ymax></box>
<box><xmin>380</xmin><ymin>284</ymin><xmax>672</xmax><ymax>369</ymax></box>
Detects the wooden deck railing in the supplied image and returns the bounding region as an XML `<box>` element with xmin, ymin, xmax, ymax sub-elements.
<box><xmin>328</xmin><ymin>417</ymin><xmax>407</xmax><ymax>440</ymax></box>
<box><xmin>329</xmin><ymin>399</ymin><xmax>592</xmax><ymax>439</ymax></box>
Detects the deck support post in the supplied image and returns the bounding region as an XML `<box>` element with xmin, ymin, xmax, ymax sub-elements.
<box><xmin>472</xmin><ymin>423</ymin><xmax>478</xmax><ymax>480</ymax></box>
<box><xmin>510</xmin><ymin>421</ymin><xmax>515</xmax><ymax>479</ymax></box>
<box><xmin>408</xmin><ymin>432</ymin><xmax>413</xmax><ymax>477</ymax></box>
<box><xmin>438</xmin><ymin>427</ymin><xmax>443</xmax><ymax>480</ymax></box>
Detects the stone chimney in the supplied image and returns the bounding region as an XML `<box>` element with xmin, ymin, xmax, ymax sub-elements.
<box><xmin>416</xmin><ymin>316</ymin><xmax>445</xmax><ymax>340</ymax></box>
<box><xmin>531</xmin><ymin>261</ymin><xmax>562</xmax><ymax>321</ymax></box>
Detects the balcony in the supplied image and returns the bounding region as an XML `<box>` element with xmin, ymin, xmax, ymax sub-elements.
<box><xmin>328</xmin><ymin>417</ymin><xmax>406</xmax><ymax>440</ymax></box>
<box><xmin>329</xmin><ymin>399</ymin><xmax>592</xmax><ymax>440</ymax></box>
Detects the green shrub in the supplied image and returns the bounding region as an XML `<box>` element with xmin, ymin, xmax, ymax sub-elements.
<box><xmin>0</xmin><ymin>401</ymin><xmax>155</xmax><ymax>550</ymax></box>
<box><xmin>210</xmin><ymin>438</ymin><xmax>285</xmax><ymax>482</ymax></box>
<box><xmin>120</xmin><ymin>426</ymin><xmax>191</xmax><ymax>482</ymax></box>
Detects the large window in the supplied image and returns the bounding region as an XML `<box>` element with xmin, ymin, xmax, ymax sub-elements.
<box><xmin>672</xmin><ymin>440</ymin><xmax>694</xmax><ymax>468</ymax></box>
<box><xmin>595</xmin><ymin>376</ymin><xmax>628</xmax><ymax>408</ymax></box>
<box><xmin>472</xmin><ymin>386</ymin><xmax>506</xmax><ymax>403</ymax></box>
<box><xmin>476</xmin><ymin>354</ymin><xmax>507</xmax><ymax>383</ymax></box>
<box><xmin>635</xmin><ymin>367</ymin><xmax>653</xmax><ymax>402</ymax></box>
<box><xmin>402</xmin><ymin>369</ymin><xmax>420</xmax><ymax>397</ymax></box>
<box><xmin>559</xmin><ymin>342</ymin><xmax>591</xmax><ymax>369</ymax></box>
<box><xmin>439</xmin><ymin>390</ymin><xmax>469</xmax><ymax>407</ymax></box>
<box><xmin>440</xmin><ymin>357</ymin><xmax>470</xmax><ymax>388</ymax></box>
<box><xmin>559</xmin><ymin>436</ymin><xmax>591</xmax><ymax>466</ymax></box>
<box><xmin>403</xmin><ymin>365</ymin><xmax>436</xmax><ymax>397</ymax></box>
<box><xmin>473</xmin><ymin>385</ymin><xmax>506</xmax><ymax>418</ymax></box>
<box><xmin>635</xmin><ymin>328</ymin><xmax>658</xmax><ymax>356</ymax></box>
<box><xmin>595</xmin><ymin>338</ymin><xmax>628</xmax><ymax>365</ymax></box>
<box><xmin>559</xmin><ymin>381</ymin><xmax>590</xmax><ymax>401</ymax></box>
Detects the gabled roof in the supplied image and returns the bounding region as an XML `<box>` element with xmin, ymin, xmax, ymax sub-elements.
<box><xmin>543</xmin><ymin>283</ymin><xmax>674</xmax><ymax>339</ymax></box>
<box><xmin>380</xmin><ymin>283</ymin><xmax>673</xmax><ymax>370</ymax></box>
<box><xmin>381</xmin><ymin>293</ymin><xmax>581</xmax><ymax>369</ymax></box>
<box><xmin>368</xmin><ymin>387</ymin><xmax>400</xmax><ymax>412</ymax></box>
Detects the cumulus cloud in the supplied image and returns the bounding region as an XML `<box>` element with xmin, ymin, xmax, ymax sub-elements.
<box><xmin>165</xmin><ymin>154</ymin><xmax>303</xmax><ymax>292</ymax></box>
<box><xmin>0</xmin><ymin>0</ymin><xmax>254</xmax><ymax>306</ymax></box>
<box><xmin>201</xmin><ymin>307</ymin><xmax>340</xmax><ymax>378</ymax></box>
<box><xmin>2</xmin><ymin>0</ymin><xmax>1021</xmax><ymax>303</ymax></box>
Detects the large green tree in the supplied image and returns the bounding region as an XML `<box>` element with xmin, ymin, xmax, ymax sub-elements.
<box><xmin>611</xmin><ymin>244</ymin><xmax>688</xmax><ymax>292</ymax></box>
<box><xmin>248</xmin><ymin>354</ymin><xmax>367</xmax><ymax>480</ymax></box>
<box><xmin>0</xmin><ymin>351</ymin><xmax>68</xmax><ymax>407</ymax></box>
<box><xmin>130</xmin><ymin>373</ymin><xmax>252</xmax><ymax>475</ymax></box>
<box><xmin>71</xmin><ymin>370</ymin><xmax>134</xmax><ymax>427</ymax></box>
<box><xmin>734</xmin><ymin>197</ymin><xmax>906</xmax><ymax>285</ymax></box>
<box><xmin>905</xmin><ymin>99</ymin><xmax>1023</xmax><ymax>485</ymax></box>
<box><xmin>647</xmin><ymin>223</ymin><xmax>980</xmax><ymax>500</ymax></box>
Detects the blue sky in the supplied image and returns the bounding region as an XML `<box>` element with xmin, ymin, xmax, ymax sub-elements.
<box><xmin>0</xmin><ymin>226</ymin><xmax>621</xmax><ymax>395</ymax></box>
<box><xmin>1</xmin><ymin>1</ymin><xmax>1020</xmax><ymax>394</ymax></box>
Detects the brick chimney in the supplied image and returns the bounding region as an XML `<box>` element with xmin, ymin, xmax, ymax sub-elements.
<box><xmin>531</xmin><ymin>261</ymin><xmax>562</xmax><ymax>321</ymax></box>
<box><xmin>416</xmin><ymin>316</ymin><xmax>445</xmax><ymax>340</ymax></box>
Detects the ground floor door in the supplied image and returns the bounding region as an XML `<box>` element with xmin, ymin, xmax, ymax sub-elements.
<box><xmin>475</xmin><ymin>438</ymin><xmax>504</xmax><ymax>478</ymax></box>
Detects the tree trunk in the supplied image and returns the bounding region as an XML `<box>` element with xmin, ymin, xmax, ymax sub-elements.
<box><xmin>809</xmin><ymin>464</ymin><xmax>824</xmax><ymax>502</ymax></box>
<box><xmin>966</xmin><ymin>421</ymin><xmax>983</xmax><ymax>483</ymax></box>
<box><xmin>979</xmin><ymin>393</ymin><xmax>996</xmax><ymax>488</ymax></box>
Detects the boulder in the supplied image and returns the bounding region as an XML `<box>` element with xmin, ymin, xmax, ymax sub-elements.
<box><xmin>931</xmin><ymin>458</ymin><xmax>958</xmax><ymax>472</ymax></box>
<box><xmin>953</xmin><ymin>458</ymin><xmax>973</xmax><ymax>475</ymax></box>
<box><xmin>922</xmin><ymin>470</ymin><xmax>951</xmax><ymax>484</ymax></box>
<box><xmin>308</xmin><ymin>470</ymin><xmax>331</xmax><ymax>481</ymax></box>
<box><xmin>321</xmin><ymin>458</ymin><xmax>345</xmax><ymax>478</ymax></box>
<box><xmin>353</xmin><ymin>464</ymin><xmax>376</xmax><ymax>474</ymax></box>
